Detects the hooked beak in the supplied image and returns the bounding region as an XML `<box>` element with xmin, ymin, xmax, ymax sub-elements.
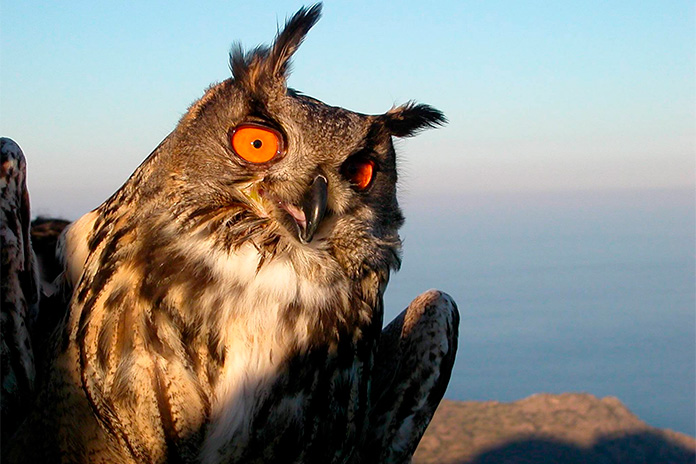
<box><xmin>255</xmin><ymin>174</ymin><xmax>328</xmax><ymax>244</ymax></box>
<box><xmin>297</xmin><ymin>174</ymin><xmax>328</xmax><ymax>243</ymax></box>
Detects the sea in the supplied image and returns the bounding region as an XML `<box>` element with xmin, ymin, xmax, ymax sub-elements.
<box><xmin>382</xmin><ymin>188</ymin><xmax>695</xmax><ymax>437</ymax></box>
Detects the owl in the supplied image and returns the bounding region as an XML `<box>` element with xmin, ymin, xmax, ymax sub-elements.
<box><xmin>0</xmin><ymin>138</ymin><xmax>41</xmax><ymax>444</ymax></box>
<box><xmin>2</xmin><ymin>4</ymin><xmax>459</xmax><ymax>463</ymax></box>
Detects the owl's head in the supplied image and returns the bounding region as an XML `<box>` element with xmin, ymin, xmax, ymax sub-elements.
<box><xmin>136</xmin><ymin>4</ymin><xmax>445</xmax><ymax>279</ymax></box>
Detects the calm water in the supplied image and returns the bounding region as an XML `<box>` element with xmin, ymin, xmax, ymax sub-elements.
<box><xmin>383</xmin><ymin>188</ymin><xmax>695</xmax><ymax>436</ymax></box>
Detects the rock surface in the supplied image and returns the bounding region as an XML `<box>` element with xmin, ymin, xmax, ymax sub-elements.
<box><xmin>413</xmin><ymin>393</ymin><xmax>695</xmax><ymax>464</ymax></box>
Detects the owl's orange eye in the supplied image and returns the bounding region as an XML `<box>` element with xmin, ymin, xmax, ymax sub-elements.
<box><xmin>230</xmin><ymin>124</ymin><xmax>283</xmax><ymax>164</ymax></box>
<box><xmin>342</xmin><ymin>158</ymin><xmax>376</xmax><ymax>190</ymax></box>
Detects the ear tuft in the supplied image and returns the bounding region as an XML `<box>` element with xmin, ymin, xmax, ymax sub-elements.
<box><xmin>268</xmin><ymin>3</ymin><xmax>322</xmax><ymax>79</ymax></box>
<box><xmin>229</xmin><ymin>43</ymin><xmax>269</xmax><ymax>89</ymax></box>
<box><xmin>381</xmin><ymin>102</ymin><xmax>447</xmax><ymax>138</ymax></box>
<box><xmin>229</xmin><ymin>4</ymin><xmax>322</xmax><ymax>93</ymax></box>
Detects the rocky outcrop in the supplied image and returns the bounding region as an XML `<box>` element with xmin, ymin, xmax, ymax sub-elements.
<box><xmin>414</xmin><ymin>393</ymin><xmax>695</xmax><ymax>464</ymax></box>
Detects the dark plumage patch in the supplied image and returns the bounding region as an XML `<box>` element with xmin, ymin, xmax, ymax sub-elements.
<box><xmin>30</xmin><ymin>217</ymin><xmax>70</xmax><ymax>284</ymax></box>
<box><xmin>380</xmin><ymin>101</ymin><xmax>447</xmax><ymax>138</ymax></box>
<box><xmin>152</xmin><ymin>364</ymin><xmax>183</xmax><ymax>464</ymax></box>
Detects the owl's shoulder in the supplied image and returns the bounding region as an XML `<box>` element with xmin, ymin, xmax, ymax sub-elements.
<box><xmin>59</xmin><ymin>210</ymin><xmax>98</xmax><ymax>286</ymax></box>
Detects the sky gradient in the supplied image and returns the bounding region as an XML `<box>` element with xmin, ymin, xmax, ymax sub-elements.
<box><xmin>1</xmin><ymin>0</ymin><xmax>694</xmax><ymax>219</ymax></box>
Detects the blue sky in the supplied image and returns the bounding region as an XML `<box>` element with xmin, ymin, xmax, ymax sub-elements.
<box><xmin>1</xmin><ymin>0</ymin><xmax>694</xmax><ymax>219</ymax></box>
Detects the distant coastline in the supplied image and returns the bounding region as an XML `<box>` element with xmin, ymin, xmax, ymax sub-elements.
<box><xmin>414</xmin><ymin>393</ymin><xmax>696</xmax><ymax>464</ymax></box>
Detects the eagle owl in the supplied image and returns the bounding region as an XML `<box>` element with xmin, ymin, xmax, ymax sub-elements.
<box><xmin>2</xmin><ymin>5</ymin><xmax>458</xmax><ymax>463</ymax></box>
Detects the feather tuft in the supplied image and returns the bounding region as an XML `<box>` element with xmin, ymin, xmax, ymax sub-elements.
<box><xmin>380</xmin><ymin>102</ymin><xmax>447</xmax><ymax>138</ymax></box>
<box><xmin>229</xmin><ymin>4</ymin><xmax>322</xmax><ymax>93</ymax></box>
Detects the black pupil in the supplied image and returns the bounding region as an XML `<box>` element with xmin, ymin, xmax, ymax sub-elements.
<box><xmin>252</xmin><ymin>139</ymin><xmax>263</xmax><ymax>149</ymax></box>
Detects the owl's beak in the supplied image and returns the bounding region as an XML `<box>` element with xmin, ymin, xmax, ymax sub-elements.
<box><xmin>298</xmin><ymin>174</ymin><xmax>328</xmax><ymax>244</ymax></box>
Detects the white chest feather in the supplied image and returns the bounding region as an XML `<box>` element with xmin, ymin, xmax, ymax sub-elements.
<box><xmin>196</xmin><ymin>243</ymin><xmax>341</xmax><ymax>463</ymax></box>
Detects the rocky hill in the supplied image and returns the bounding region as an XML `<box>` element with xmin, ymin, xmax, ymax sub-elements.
<box><xmin>413</xmin><ymin>393</ymin><xmax>695</xmax><ymax>464</ymax></box>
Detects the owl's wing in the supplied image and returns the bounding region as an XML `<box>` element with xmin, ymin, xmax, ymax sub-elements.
<box><xmin>0</xmin><ymin>139</ymin><xmax>72</xmax><ymax>444</ymax></box>
<box><xmin>1</xmin><ymin>138</ymin><xmax>41</xmax><ymax>441</ymax></box>
<box><xmin>365</xmin><ymin>289</ymin><xmax>459</xmax><ymax>463</ymax></box>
